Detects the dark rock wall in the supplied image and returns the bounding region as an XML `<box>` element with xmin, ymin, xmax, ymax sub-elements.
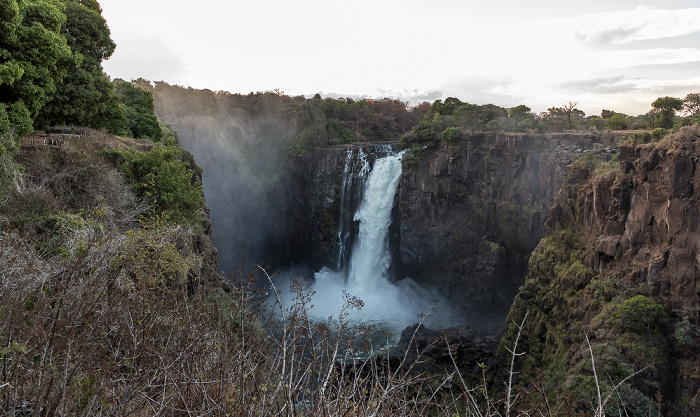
<box><xmin>397</xmin><ymin>133</ymin><xmax>607</xmax><ymax>330</ymax></box>
<box><xmin>503</xmin><ymin>126</ymin><xmax>700</xmax><ymax>416</ymax></box>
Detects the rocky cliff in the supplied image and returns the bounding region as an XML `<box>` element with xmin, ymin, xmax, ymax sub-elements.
<box><xmin>397</xmin><ymin>133</ymin><xmax>613</xmax><ymax>330</ymax></box>
<box><xmin>503</xmin><ymin>126</ymin><xmax>700</xmax><ymax>416</ymax></box>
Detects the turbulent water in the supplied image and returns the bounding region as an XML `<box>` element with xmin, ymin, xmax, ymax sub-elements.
<box><xmin>275</xmin><ymin>149</ymin><xmax>456</xmax><ymax>343</ymax></box>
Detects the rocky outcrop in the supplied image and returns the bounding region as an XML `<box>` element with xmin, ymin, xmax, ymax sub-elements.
<box><xmin>503</xmin><ymin>126</ymin><xmax>700</xmax><ymax>417</ymax></box>
<box><xmin>397</xmin><ymin>132</ymin><xmax>611</xmax><ymax>330</ymax></box>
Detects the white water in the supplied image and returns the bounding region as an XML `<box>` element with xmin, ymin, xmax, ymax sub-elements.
<box><xmin>346</xmin><ymin>155</ymin><xmax>401</xmax><ymax>292</ymax></box>
<box><xmin>333</xmin><ymin>148</ymin><xmax>370</xmax><ymax>270</ymax></box>
<box><xmin>276</xmin><ymin>150</ymin><xmax>456</xmax><ymax>339</ymax></box>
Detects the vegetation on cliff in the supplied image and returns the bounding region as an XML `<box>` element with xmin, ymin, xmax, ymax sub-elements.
<box><xmin>501</xmin><ymin>126</ymin><xmax>700</xmax><ymax>416</ymax></box>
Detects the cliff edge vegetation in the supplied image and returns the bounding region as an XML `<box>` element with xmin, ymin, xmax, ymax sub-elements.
<box><xmin>502</xmin><ymin>126</ymin><xmax>700</xmax><ymax>417</ymax></box>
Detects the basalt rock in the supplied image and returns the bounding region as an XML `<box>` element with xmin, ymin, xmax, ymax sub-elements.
<box><xmin>503</xmin><ymin>126</ymin><xmax>700</xmax><ymax>417</ymax></box>
<box><xmin>397</xmin><ymin>133</ymin><xmax>611</xmax><ymax>330</ymax></box>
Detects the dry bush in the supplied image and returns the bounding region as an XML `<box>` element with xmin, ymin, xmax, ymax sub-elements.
<box><xmin>1</xmin><ymin>223</ymin><xmax>517</xmax><ymax>416</ymax></box>
<box><xmin>2</xmin><ymin>225</ymin><xmax>650</xmax><ymax>416</ymax></box>
<box><xmin>15</xmin><ymin>145</ymin><xmax>146</xmax><ymax>231</ymax></box>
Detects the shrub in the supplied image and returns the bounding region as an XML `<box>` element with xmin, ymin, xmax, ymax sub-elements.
<box><xmin>440</xmin><ymin>126</ymin><xmax>462</xmax><ymax>142</ymax></box>
<box><xmin>611</xmin><ymin>295</ymin><xmax>666</xmax><ymax>333</ymax></box>
<box><xmin>106</xmin><ymin>139</ymin><xmax>205</xmax><ymax>224</ymax></box>
<box><xmin>652</xmin><ymin>127</ymin><xmax>669</xmax><ymax>141</ymax></box>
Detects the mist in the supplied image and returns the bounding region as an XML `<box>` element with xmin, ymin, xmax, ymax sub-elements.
<box><xmin>272</xmin><ymin>153</ymin><xmax>461</xmax><ymax>337</ymax></box>
<box><xmin>152</xmin><ymin>85</ymin><xmax>461</xmax><ymax>335</ymax></box>
<box><xmin>152</xmin><ymin>85</ymin><xmax>303</xmax><ymax>274</ymax></box>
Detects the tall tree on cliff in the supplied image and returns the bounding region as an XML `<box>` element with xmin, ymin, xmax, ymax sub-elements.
<box><xmin>35</xmin><ymin>0</ymin><xmax>128</xmax><ymax>135</ymax></box>
<box><xmin>683</xmin><ymin>93</ymin><xmax>700</xmax><ymax>117</ymax></box>
<box><xmin>651</xmin><ymin>96</ymin><xmax>683</xmax><ymax>129</ymax></box>
<box><xmin>561</xmin><ymin>101</ymin><xmax>585</xmax><ymax>129</ymax></box>
<box><xmin>0</xmin><ymin>0</ymin><xmax>78</xmax><ymax>145</ymax></box>
<box><xmin>113</xmin><ymin>80</ymin><xmax>163</xmax><ymax>141</ymax></box>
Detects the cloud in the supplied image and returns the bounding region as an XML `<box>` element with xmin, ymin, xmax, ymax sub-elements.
<box><xmin>405</xmin><ymin>90</ymin><xmax>444</xmax><ymax>103</ymax></box>
<box><xmin>575</xmin><ymin>27</ymin><xmax>642</xmax><ymax>47</ymax></box>
<box><xmin>103</xmin><ymin>35</ymin><xmax>188</xmax><ymax>83</ymax></box>
<box><xmin>572</xmin><ymin>7</ymin><xmax>700</xmax><ymax>48</ymax></box>
<box><xmin>557</xmin><ymin>75</ymin><xmax>637</xmax><ymax>94</ymax></box>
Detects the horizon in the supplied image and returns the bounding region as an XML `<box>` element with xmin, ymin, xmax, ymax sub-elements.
<box><xmin>100</xmin><ymin>0</ymin><xmax>700</xmax><ymax>117</ymax></box>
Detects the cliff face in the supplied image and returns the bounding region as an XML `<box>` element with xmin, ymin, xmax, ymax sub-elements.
<box><xmin>503</xmin><ymin>126</ymin><xmax>700</xmax><ymax>416</ymax></box>
<box><xmin>397</xmin><ymin>133</ymin><xmax>610</xmax><ymax>329</ymax></box>
<box><xmin>293</xmin><ymin>144</ymin><xmax>397</xmax><ymax>272</ymax></box>
<box><xmin>285</xmin><ymin>133</ymin><xmax>612</xmax><ymax>330</ymax></box>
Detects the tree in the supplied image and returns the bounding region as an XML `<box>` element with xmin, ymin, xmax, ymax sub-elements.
<box><xmin>0</xmin><ymin>0</ymin><xmax>78</xmax><ymax>138</ymax></box>
<box><xmin>508</xmin><ymin>105</ymin><xmax>532</xmax><ymax>123</ymax></box>
<box><xmin>600</xmin><ymin>109</ymin><xmax>615</xmax><ymax>119</ymax></box>
<box><xmin>108</xmin><ymin>139</ymin><xmax>205</xmax><ymax>224</ymax></box>
<box><xmin>651</xmin><ymin>96</ymin><xmax>683</xmax><ymax>129</ymax></box>
<box><xmin>562</xmin><ymin>101</ymin><xmax>582</xmax><ymax>129</ymax></box>
<box><xmin>114</xmin><ymin>81</ymin><xmax>163</xmax><ymax>141</ymax></box>
<box><xmin>606</xmin><ymin>113</ymin><xmax>628</xmax><ymax>130</ymax></box>
<box><xmin>683</xmin><ymin>93</ymin><xmax>700</xmax><ymax>116</ymax></box>
<box><xmin>35</xmin><ymin>0</ymin><xmax>128</xmax><ymax>134</ymax></box>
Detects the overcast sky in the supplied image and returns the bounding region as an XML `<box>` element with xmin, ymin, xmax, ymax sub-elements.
<box><xmin>100</xmin><ymin>0</ymin><xmax>700</xmax><ymax>116</ymax></box>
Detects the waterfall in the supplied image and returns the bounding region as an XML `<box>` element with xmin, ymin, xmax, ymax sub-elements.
<box><xmin>333</xmin><ymin>147</ymin><xmax>370</xmax><ymax>271</ymax></box>
<box><xmin>347</xmin><ymin>154</ymin><xmax>402</xmax><ymax>291</ymax></box>
<box><xmin>279</xmin><ymin>146</ymin><xmax>447</xmax><ymax>334</ymax></box>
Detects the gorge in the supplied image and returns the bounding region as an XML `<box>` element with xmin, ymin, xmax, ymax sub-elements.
<box><xmin>149</xmin><ymin>87</ymin><xmax>700</xmax><ymax>415</ymax></box>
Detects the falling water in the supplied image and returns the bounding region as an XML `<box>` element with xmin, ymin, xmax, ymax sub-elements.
<box><xmin>346</xmin><ymin>154</ymin><xmax>402</xmax><ymax>291</ymax></box>
<box><xmin>333</xmin><ymin>148</ymin><xmax>370</xmax><ymax>271</ymax></box>
<box><xmin>276</xmin><ymin>147</ymin><xmax>450</xmax><ymax>339</ymax></box>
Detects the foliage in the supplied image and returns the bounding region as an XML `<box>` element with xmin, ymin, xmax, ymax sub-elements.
<box><xmin>674</xmin><ymin>306</ymin><xmax>700</xmax><ymax>346</ymax></box>
<box><xmin>620</xmin><ymin>131</ymin><xmax>652</xmax><ymax>145</ymax></box>
<box><xmin>610</xmin><ymin>295</ymin><xmax>666</xmax><ymax>334</ymax></box>
<box><xmin>651</xmin><ymin>96</ymin><xmax>683</xmax><ymax>129</ymax></box>
<box><xmin>683</xmin><ymin>93</ymin><xmax>700</xmax><ymax>116</ymax></box>
<box><xmin>0</xmin><ymin>0</ymin><xmax>78</xmax><ymax>136</ymax></box>
<box><xmin>111</xmin><ymin>218</ymin><xmax>200</xmax><ymax>285</ymax></box>
<box><xmin>606</xmin><ymin>113</ymin><xmax>628</xmax><ymax>130</ymax></box>
<box><xmin>651</xmin><ymin>127</ymin><xmax>669</xmax><ymax>141</ymax></box>
<box><xmin>440</xmin><ymin>126</ymin><xmax>461</xmax><ymax>142</ymax></box>
<box><xmin>34</xmin><ymin>0</ymin><xmax>127</xmax><ymax>134</ymax></box>
<box><xmin>106</xmin><ymin>140</ymin><xmax>205</xmax><ymax>224</ymax></box>
<box><xmin>114</xmin><ymin>80</ymin><xmax>163</xmax><ymax>140</ymax></box>
<box><xmin>574</xmin><ymin>153</ymin><xmax>619</xmax><ymax>178</ymax></box>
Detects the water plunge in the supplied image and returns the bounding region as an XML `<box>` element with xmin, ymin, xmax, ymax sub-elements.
<box><xmin>278</xmin><ymin>147</ymin><xmax>454</xmax><ymax>340</ymax></box>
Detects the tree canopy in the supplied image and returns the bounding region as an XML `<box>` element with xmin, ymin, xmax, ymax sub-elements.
<box><xmin>35</xmin><ymin>0</ymin><xmax>128</xmax><ymax>134</ymax></box>
<box><xmin>0</xmin><ymin>0</ymin><xmax>78</xmax><ymax>139</ymax></box>
<box><xmin>114</xmin><ymin>80</ymin><xmax>163</xmax><ymax>141</ymax></box>
<box><xmin>651</xmin><ymin>96</ymin><xmax>683</xmax><ymax>129</ymax></box>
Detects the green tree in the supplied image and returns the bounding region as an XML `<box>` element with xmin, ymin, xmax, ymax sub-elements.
<box><xmin>606</xmin><ymin>113</ymin><xmax>628</xmax><ymax>130</ymax></box>
<box><xmin>0</xmin><ymin>0</ymin><xmax>78</xmax><ymax>138</ymax></box>
<box><xmin>35</xmin><ymin>0</ymin><xmax>128</xmax><ymax>134</ymax></box>
<box><xmin>440</xmin><ymin>126</ymin><xmax>461</xmax><ymax>142</ymax></box>
<box><xmin>561</xmin><ymin>101</ymin><xmax>583</xmax><ymax>129</ymax></box>
<box><xmin>600</xmin><ymin>109</ymin><xmax>615</xmax><ymax>119</ymax></box>
<box><xmin>683</xmin><ymin>93</ymin><xmax>700</xmax><ymax>116</ymax></box>
<box><xmin>109</xmin><ymin>140</ymin><xmax>204</xmax><ymax>224</ymax></box>
<box><xmin>651</xmin><ymin>96</ymin><xmax>683</xmax><ymax>129</ymax></box>
<box><xmin>508</xmin><ymin>105</ymin><xmax>532</xmax><ymax>123</ymax></box>
<box><xmin>611</xmin><ymin>295</ymin><xmax>666</xmax><ymax>334</ymax></box>
<box><xmin>114</xmin><ymin>81</ymin><xmax>163</xmax><ymax>140</ymax></box>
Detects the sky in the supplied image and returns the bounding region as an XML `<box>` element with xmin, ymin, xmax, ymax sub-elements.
<box><xmin>99</xmin><ymin>0</ymin><xmax>700</xmax><ymax>116</ymax></box>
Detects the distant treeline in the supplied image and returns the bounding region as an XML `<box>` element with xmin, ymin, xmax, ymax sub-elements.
<box><xmin>146</xmin><ymin>82</ymin><xmax>429</xmax><ymax>155</ymax></box>
<box><xmin>399</xmin><ymin>95</ymin><xmax>700</xmax><ymax>149</ymax></box>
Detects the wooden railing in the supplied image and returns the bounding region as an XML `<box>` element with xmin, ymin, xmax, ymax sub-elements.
<box><xmin>21</xmin><ymin>132</ymin><xmax>82</xmax><ymax>148</ymax></box>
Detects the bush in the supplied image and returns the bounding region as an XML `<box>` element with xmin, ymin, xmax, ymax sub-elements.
<box><xmin>611</xmin><ymin>295</ymin><xmax>666</xmax><ymax>333</ymax></box>
<box><xmin>106</xmin><ymin>140</ymin><xmax>205</xmax><ymax>224</ymax></box>
<box><xmin>440</xmin><ymin>126</ymin><xmax>462</xmax><ymax>142</ymax></box>
<box><xmin>651</xmin><ymin>127</ymin><xmax>669</xmax><ymax>141</ymax></box>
